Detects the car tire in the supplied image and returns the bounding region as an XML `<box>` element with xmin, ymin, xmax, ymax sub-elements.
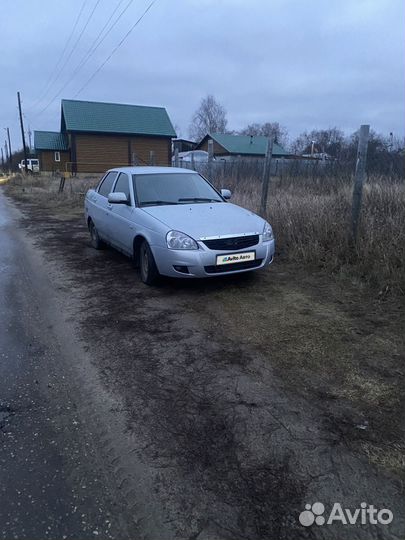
<box><xmin>89</xmin><ymin>220</ymin><xmax>105</xmax><ymax>250</ymax></box>
<box><xmin>139</xmin><ymin>240</ymin><xmax>159</xmax><ymax>285</ymax></box>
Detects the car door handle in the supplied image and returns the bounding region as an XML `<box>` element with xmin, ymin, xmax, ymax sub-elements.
<box><xmin>107</xmin><ymin>204</ymin><xmax>113</xmax><ymax>209</ymax></box>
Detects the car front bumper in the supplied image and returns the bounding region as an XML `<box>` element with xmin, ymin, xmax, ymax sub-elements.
<box><xmin>151</xmin><ymin>239</ymin><xmax>275</xmax><ymax>278</ymax></box>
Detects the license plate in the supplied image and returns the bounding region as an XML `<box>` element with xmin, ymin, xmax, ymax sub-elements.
<box><xmin>216</xmin><ymin>251</ymin><xmax>256</xmax><ymax>265</ymax></box>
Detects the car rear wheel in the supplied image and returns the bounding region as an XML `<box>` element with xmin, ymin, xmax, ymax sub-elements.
<box><xmin>89</xmin><ymin>221</ymin><xmax>104</xmax><ymax>250</ymax></box>
<box><xmin>139</xmin><ymin>240</ymin><xmax>159</xmax><ymax>285</ymax></box>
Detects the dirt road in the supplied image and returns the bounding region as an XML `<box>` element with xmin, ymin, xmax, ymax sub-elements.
<box><xmin>1</xmin><ymin>188</ymin><xmax>404</xmax><ymax>540</ymax></box>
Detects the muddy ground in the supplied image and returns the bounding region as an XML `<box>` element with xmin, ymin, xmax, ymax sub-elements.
<box><xmin>3</xmin><ymin>187</ymin><xmax>405</xmax><ymax>540</ymax></box>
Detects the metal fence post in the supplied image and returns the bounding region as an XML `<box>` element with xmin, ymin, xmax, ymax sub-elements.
<box><xmin>236</xmin><ymin>155</ymin><xmax>241</xmax><ymax>185</ymax></box>
<box><xmin>174</xmin><ymin>148</ymin><xmax>179</xmax><ymax>167</ymax></box>
<box><xmin>149</xmin><ymin>150</ymin><xmax>155</xmax><ymax>166</ymax></box>
<box><xmin>351</xmin><ymin>124</ymin><xmax>370</xmax><ymax>242</ymax></box>
<box><xmin>260</xmin><ymin>137</ymin><xmax>274</xmax><ymax>216</ymax></box>
<box><xmin>207</xmin><ymin>138</ymin><xmax>214</xmax><ymax>180</ymax></box>
<box><xmin>58</xmin><ymin>175</ymin><xmax>65</xmax><ymax>193</ymax></box>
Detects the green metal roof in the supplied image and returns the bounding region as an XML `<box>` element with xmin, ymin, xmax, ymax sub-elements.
<box><xmin>61</xmin><ymin>99</ymin><xmax>176</xmax><ymax>137</ymax></box>
<box><xmin>34</xmin><ymin>131</ymin><xmax>69</xmax><ymax>151</ymax></box>
<box><xmin>208</xmin><ymin>133</ymin><xmax>290</xmax><ymax>156</ymax></box>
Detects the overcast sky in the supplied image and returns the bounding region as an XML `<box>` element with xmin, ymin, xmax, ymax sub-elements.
<box><xmin>1</xmin><ymin>0</ymin><xmax>404</xmax><ymax>151</ymax></box>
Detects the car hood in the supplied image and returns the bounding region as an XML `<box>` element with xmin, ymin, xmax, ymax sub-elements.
<box><xmin>141</xmin><ymin>202</ymin><xmax>265</xmax><ymax>239</ymax></box>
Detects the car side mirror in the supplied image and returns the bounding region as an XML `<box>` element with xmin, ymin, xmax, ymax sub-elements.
<box><xmin>221</xmin><ymin>189</ymin><xmax>232</xmax><ymax>200</ymax></box>
<box><xmin>108</xmin><ymin>192</ymin><xmax>129</xmax><ymax>204</ymax></box>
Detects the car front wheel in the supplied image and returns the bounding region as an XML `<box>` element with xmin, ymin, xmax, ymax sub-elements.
<box><xmin>139</xmin><ymin>240</ymin><xmax>159</xmax><ymax>285</ymax></box>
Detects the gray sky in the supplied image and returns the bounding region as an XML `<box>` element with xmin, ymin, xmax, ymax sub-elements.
<box><xmin>1</xmin><ymin>0</ymin><xmax>404</xmax><ymax>152</ymax></box>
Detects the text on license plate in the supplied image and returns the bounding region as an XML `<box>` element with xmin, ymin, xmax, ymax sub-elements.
<box><xmin>216</xmin><ymin>251</ymin><xmax>256</xmax><ymax>265</ymax></box>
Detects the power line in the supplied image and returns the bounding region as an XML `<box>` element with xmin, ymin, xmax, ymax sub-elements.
<box><xmin>37</xmin><ymin>0</ymin><xmax>134</xmax><ymax>110</ymax></box>
<box><xmin>73</xmin><ymin>0</ymin><xmax>131</xmax><ymax>72</ymax></box>
<box><xmin>27</xmin><ymin>0</ymin><xmax>88</xmax><ymax>111</ymax></box>
<box><xmin>46</xmin><ymin>0</ymin><xmax>103</xmax><ymax>97</ymax></box>
<box><xmin>33</xmin><ymin>0</ymin><xmax>103</xmax><ymax>117</ymax></box>
<box><xmin>74</xmin><ymin>0</ymin><xmax>158</xmax><ymax>98</ymax></box>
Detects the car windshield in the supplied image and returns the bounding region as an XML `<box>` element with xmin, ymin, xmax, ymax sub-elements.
<box><xmin>133</xmin><ymin>172</ymin><xmax>223</xmax><ymax>207</ymax></box>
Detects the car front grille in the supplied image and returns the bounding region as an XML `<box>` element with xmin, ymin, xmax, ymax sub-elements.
<box><xmin>202</xmin><ymin>234</ymin><xmax>259</xmax><ymax>251</ymax></box>
<box><xmin>204</xmin><ymin>259</ymin><xmax>263</xmax><ymax>274</ymax></box>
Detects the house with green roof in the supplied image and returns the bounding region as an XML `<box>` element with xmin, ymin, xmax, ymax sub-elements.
<box><xmin>196</xmin><ymin>133</ymin><xmax>290</xmax><ymax>160</ymax></box>
<box><xmin>35</xmin><ymin>99</ymin><xmax>176</xmax><ymax>173</ymax></box>
<box><xmin>34</xmin><ymin>131</ymin><xmax>70</xmax><ymax>172</ymax></box>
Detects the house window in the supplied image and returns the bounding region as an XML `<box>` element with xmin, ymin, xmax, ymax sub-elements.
<box><xmin>54</xmin><ymin>151</ymin><xmax>60</xmax><ymax>162</ymax></box>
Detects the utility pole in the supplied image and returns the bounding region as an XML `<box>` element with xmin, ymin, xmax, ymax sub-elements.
<box><xmin>17</xmin><ymin>91</ymin><xmax>28</xmax><ymax>173</ymax></box>
<box><xmin>6</xmin><ymin>128</ymin><xmax>12</xmax><ymax>169</ymax></box>
<box><xmin>4</xmin><ymin>140</ymin><xmax>9</xmax><ymax>170</ymax></box>
<box><xmin>1</xmin><ymin>148</ymin><xmax>4</xmax><ymax>171</ymax></box>
<box><xmin>351</xmin><ymin>124</ymin><xmax>370</xmax><ymax>243</ymax></box>
<box><xmin>28</xmin><ymin>127</ymin><xmax>32</xmax><ymax>151</ymax></box>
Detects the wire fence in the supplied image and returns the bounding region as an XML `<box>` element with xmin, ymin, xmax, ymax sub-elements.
<box><xmin>177</xmin><ymin>153</ymin><xmax>405</xmax><ymax>187</ymax></box>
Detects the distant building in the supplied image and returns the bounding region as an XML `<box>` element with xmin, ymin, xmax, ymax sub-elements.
<box><xmin>196</xmin><ymin>133</ymin><xmax>291</xmax><ymax>160</ymax></box>
<box><xmin>302</xmin><ymin>152</ymin><xmax>334</xmax><ymax>161</ymax></box>
<box><xmin>34</xmin><ymin>99</ymin><xmax>176</xmax><ymax>173</ymax></box>
<box><xmin>33</xmin><ymin>131</ymin><xmax>70</xmax><ymax>172</ymax></box>
<box><xmin>172</xmin><ymin>138</ymin><xmax>196</xmax><ymax>154</ymax></box>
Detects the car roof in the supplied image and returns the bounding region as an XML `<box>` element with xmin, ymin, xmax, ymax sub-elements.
<box><xmin>107</xmin><ymin>166</ymin><xmax>197</xmax><ymax>175</ymax></box>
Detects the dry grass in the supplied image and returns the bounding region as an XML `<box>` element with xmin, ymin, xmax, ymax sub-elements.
<box><xmin>4</xmin><ymin>173</ymin><xmax>99</xmax><ymax>215</ymax></box>
<box><xmin>360</xmin><ymin>441</ymin><xmax>405</xmax><ymax>473</ymax></box>
<box><xmin>5</xmin><ymin>172</ymin><xmax>405</xmax><ymax>293</ymax></box>
<box><xmin>337</xmin><ymin>373</ymin><xmax>399</xmax><ymax>406</ymax></box>
<box><xmin>223</xmin><ymin>174</ymin><xmax>405</xmax><ymax>294</ymax></box>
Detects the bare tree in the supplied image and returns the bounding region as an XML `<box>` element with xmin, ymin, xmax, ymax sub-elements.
<box><xmin>343</xmin><ymin>129</ymin><xmax>405</xmax><ymax>175</ymax></box>
<box><xmin>288</xmin><ymin>128</ymin><xmax>404</xmax><ymax>176</ymax></box>
<box><xmin>173</xmin><ymin>123</ymin><xmax>182</xmax><ymax>138</ymax></box>
<box><xmin>189</xmin><ymin>95</ymin><xmax>228</xmax><ymax>141</ymax></box>
<box><xmin>239</xmin><ymin>122</ymin><xmax>289</xmax><ymax>147</ymax></box>
<box><xmin>290</xmin><ymin>128</ymin><xmax>345</xmax><ymax>157</ymax></box>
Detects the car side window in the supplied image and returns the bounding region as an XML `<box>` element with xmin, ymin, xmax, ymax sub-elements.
<box><xmin>113</xmin><ymin>173</ymin><xmax>131</xmax><ymax>203</ymax></box>
<box><xmin>98</xmin><ymin>172</ymin><xmax>118</xmax><ymax>197</ymax></box>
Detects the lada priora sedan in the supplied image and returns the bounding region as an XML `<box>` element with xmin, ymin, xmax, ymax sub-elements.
<box><xmin>85</xmin><ymin>167</ymin><xmax>275</xmax><ymax>284</ymax></box>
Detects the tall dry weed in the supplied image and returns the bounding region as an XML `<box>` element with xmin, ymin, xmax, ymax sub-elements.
<box><xmin>227</xmin><ymin>174</ymin><xmax>404</xmax><ymax>293</ymax></box>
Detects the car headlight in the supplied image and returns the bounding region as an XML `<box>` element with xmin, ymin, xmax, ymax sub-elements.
<box><xmin>166</xmin><ymin>230</ymin><xmax>199</xmax><ymax>250</ymax></box>
<box><xmin>262</xmin><ymin>221</ymin><xmax>274</xmax><ymax>242</ymax></box>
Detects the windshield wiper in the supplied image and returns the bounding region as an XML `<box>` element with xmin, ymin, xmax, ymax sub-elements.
<box><xmin>140</xmin><ymin>200</ymin><xmax>179</xmax><ymax>206</ymax></box>
<box><xmin>178</xmin><ymin>197</ymin><xmax>221</xmax><ymax>203</ymax></box>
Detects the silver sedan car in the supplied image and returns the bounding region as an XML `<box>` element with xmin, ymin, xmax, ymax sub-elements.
<box><xmin>84</xmin><ymin>167</ymin><xmax>275</xmax><ymax>284</ymax></box>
